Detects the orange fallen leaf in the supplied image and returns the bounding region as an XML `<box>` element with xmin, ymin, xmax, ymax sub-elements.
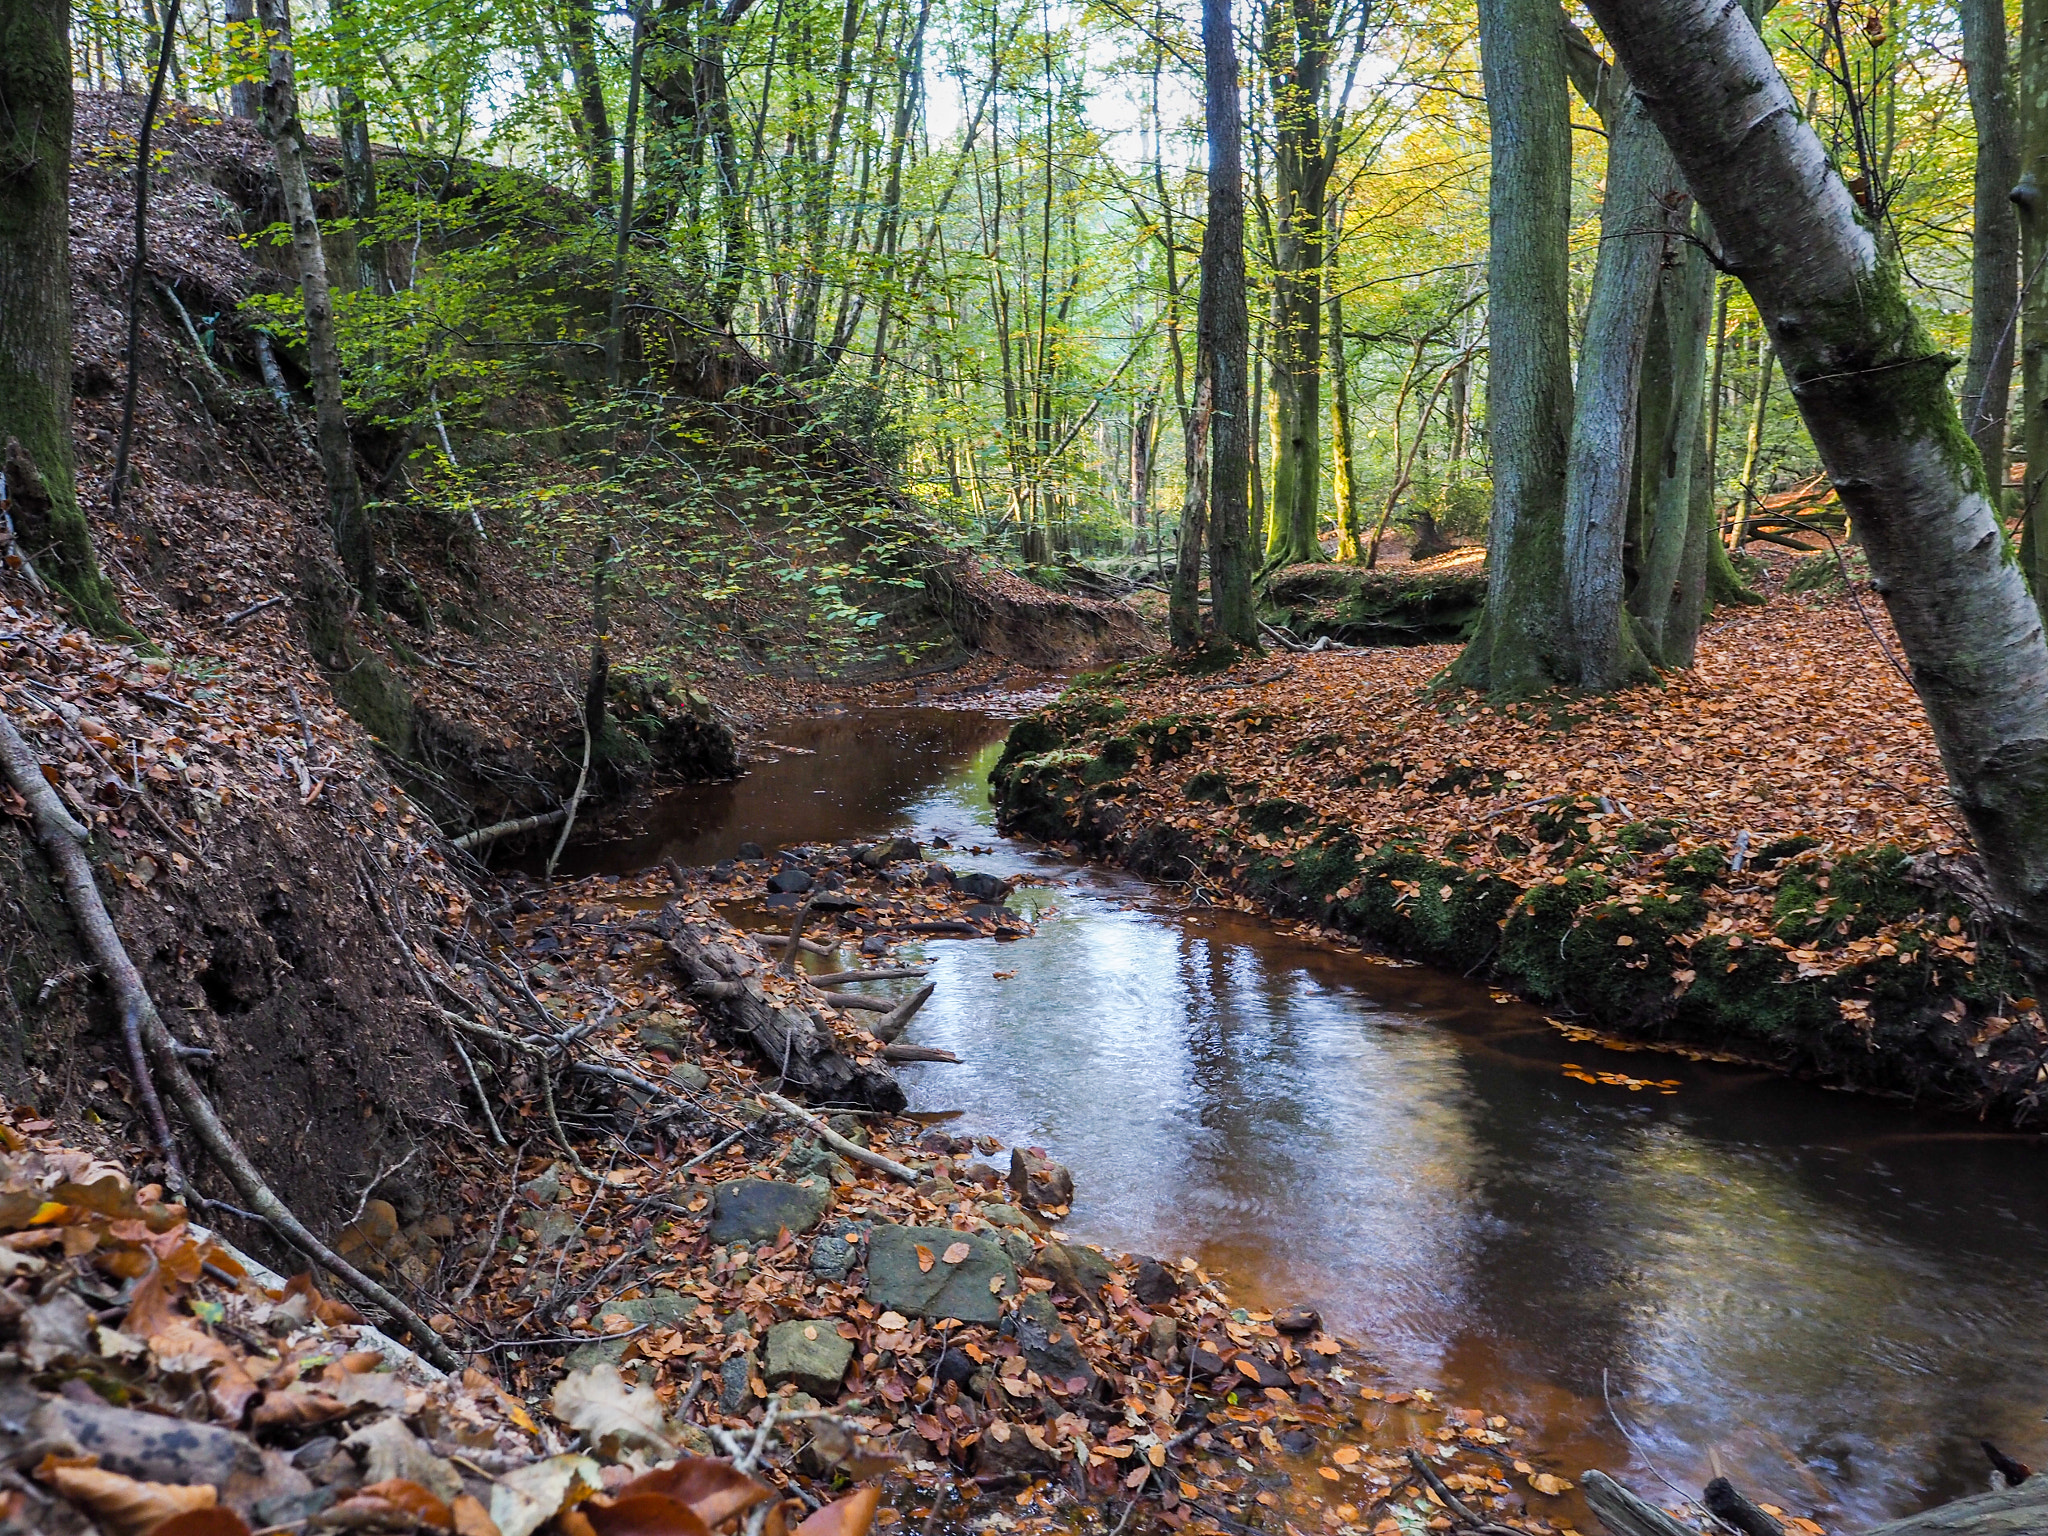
<box><xmin>42</xmin><ymin>1461</ymin><xmax>217</xmax><ymax>1536</ymax></box>
<box><xmin>915</xmin><ymin>1244</ymin><xmax>935</xmax><ymax>1273</ymax></box>
<box><xmin>940</xmin><ymin>1241</ymin><xmax>970</xmax><ymax>1265</ymax></box>
<box><xmin>794</xmin><ymin>1486</ymin><xmax>881</xmax><ymax>1536</ymax></box>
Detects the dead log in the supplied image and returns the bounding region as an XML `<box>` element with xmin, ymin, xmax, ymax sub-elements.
<box><xmin>1579</xmin><ymin>1472</ymin><xmax>1694</xmax><ymax>1536</ymax></box>
<box><xmin>1864</xmin><ymin>1475</ymin><xmax>2048</xmax><ymax>1536</ymax></box>
<box><xmin>659</xmin><ymin>901</ymin><xmax>905</xmax><ymax>1112</ymax></box>
<box><xmin>870</xmin><ymin>982</ymin><xmax>935</xmax><ymax>1044</ymax></box>
<box><xmin>881</xmin><ymin>1042</ymin><xmax>960</xmax><ymax>1063</ymax></box>
<box><xmin>1703</xmin><ymin>1479</ymin><xmax>1783</xmax><ymax>1536</ymax></box>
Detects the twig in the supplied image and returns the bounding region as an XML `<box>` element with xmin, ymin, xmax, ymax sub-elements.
<box><xmin>445</xmin><ymin>1024</ymin><xmax>506</xmax><ymax>1146</ymax></box>
<box><xmin>546</xmin><ymin>680</ymin><xmax>594</xmax><ymax>879</ymax></box>
<box><xmin>1404</xmin><ymin>1448</ymin><xmax>1521</xmax><ymax>1536</ymax></box>
<box><xmin>779</xmin><ymin>894</ymin><xmax>820</xmax><ymax>975</ymax></box>
<box><xmin>682</xmin><ymin>1126</ymin><xmax>750</xmax><ymax>1170</ymax></box>
<box><xmin>758</xmin><ymin>1090</ymin><xmax>917</xmax><ymax>1182</ymax></box>
<box><xmin>452</xmin><ymin>807</ymin><xmax>567</xmax><ymax>852</ymax></box>
<box><xmin>221</xmin><ymin>594</ymin><xmax>288</xmax><ymax>626</ymax></box>
<box><xmin>109</xmin><ymin>0</ymin><xmax>182</xmax><ymax>522</ymax></box>
<box><xmin>347</xmin><ymin>1146</ymin><xmax>421</xmax><ymax>1226</ymax></box>
<box><xmin>454</xmin><ymin>1153</ymin><xmax>523</xmax><ymax>1308</ymax></box>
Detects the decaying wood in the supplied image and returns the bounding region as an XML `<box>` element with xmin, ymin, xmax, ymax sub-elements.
<box><xmin>810</xmin><ymin>967</ymin><xmax>930</xmax><ymax>985</ymax></box>
<box><xmin>871</xmin><ymin>982</ymin><xmax>935</xmax><ymax>1044</ymax></box>
<box><xmin>1579</xmin><ymin>1471</ymin><xmax>1694</xmax><ymax>1536</ymax></box>
<box><xmin>659</xmin><ymin>901</ymin><xmax>906</xmax><ymax>1111</ymax></box>
<box><xmin>820</xmin><ymin>991</ymin><xmax>894</xmax><ymax>1012</ymax></box>
<box><xmin>1704</xmin><ymin>1478</ymin><xmax>1783</xmax><ymax>1536</ymax></box>
<box><xmin>757</xmin><ymin>1089</ymin><xmax>918</xmax><ymax>1182</ymax></box>
<box><xmin>881</xmin><ymin>1042</ymin><xmax>961</xmax><ymax>1063</ymax></box>
<box><xmin>745</xmin><ymin>931</ymin><xmax>835</xmax><ymax>955</ymax></box>
<box><xmin>0</xmin><ymin>708</ymin><xmax>461</xmax><ymax>1371</ymax></box>
<box><xmin>1865</xmin><ymin>1475</ymin><xmax>2048</xmax><ymax>1536</ymax></box>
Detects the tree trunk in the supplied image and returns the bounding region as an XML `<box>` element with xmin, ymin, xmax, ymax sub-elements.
<box><xmin>332</xmin><ymin>0</ymin><xmax>383</xmax><ymax>293</ymax></box>
<box><xmin>226</xmin><ymin>0</ymin><xmax>260</xmax><ymax>118</ymax></box>
<box><xmin>1962</xmin><ymin>0</ymin><xmax>2020</xmax><ymax>506</ymax></box>
<box><xmin>1450</xmin><ymin>0</ymin><xmax>1576</xmax><ymax>694</ymax></box>
<box><xmin>0</xmin><ymin>0</ymin><xmax>122</xmax><ymax>634</ymax></box>
<box><xmin>1584</xmin><ymin>0</ymin><xmax>2048</xmax><ymax>965</ymax></box>
<box><xmin>1329</xmin><ymin>281</ymin><xmax>1362</xmax><ymax>562</ymax></box>
<box><xmin>2019</xmin><ymin>0</ymin><xmax>2048</xmax><ymax>607</ymax></box>
<box><xmin>1169</xmin><ymin>368</ymin><xmax>1212</xmax><ymax>648</ymax></box>
<box><xmin>563</xmin><ymin>0</ymin><xmax>615</xmax><ymax>207</ymax></box>
<box><xmin>1630</xmin><ymin>219</ymin><xmax>1713</xmax><ymax>662</ymax></box>
<box><xmin>1561</xmin><ymin>81</ymin><xmax>1683</xmax><ymax>689</ymax></box>
<box><xmin>1730</xmin><ymin>333</ymin><xmax>1775</xmax><ymax>548</ymax></box>
<box><xmin>254</xmin><ymin>0</ymin><xmax>376</xmax><ymax>612</ymax></box>
<box><xmin>1202</xmin><ymin>0</ymin><xmax>1257</xmax><ymax>647</ymax></box>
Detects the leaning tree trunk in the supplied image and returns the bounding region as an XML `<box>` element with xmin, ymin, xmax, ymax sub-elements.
<box><xmin>0</xmin><ymin>0</ymin><xmax>123</xmax><ymax>635</ymax></box>
<box><xmin>1584</xmin><ymin>0</ymin><xmax>2048</xmax><ymax>967</ymax></box>
<box><xmin>254</xmin><ymin>0</ymin><xmax>376</xmax><ymax>613</ymax></box>
<box><xmin>1202</xmin><ymin>0</ymin><xmax>1258</xmax><ymax>649</ymax></box>
<box><xmin>1560</xmin><ymin>80</ymin><xmax>1685</xmax><ymax>690</ymax></box>
<box><xmin>1450</xmin><ymin>0</ymin><xmax>1576</xmax><ymax>695</ymax></box>
<box><xmin>1961</xmin><ymin>0</ymin><xmax>2020</xmax><ymax>507</ymax></box>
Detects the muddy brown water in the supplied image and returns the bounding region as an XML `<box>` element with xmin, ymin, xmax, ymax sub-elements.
<box><xmin>571</xmin><ymin>705</ymin><xmax>2048</xmax><ymax>1530</ymax></box>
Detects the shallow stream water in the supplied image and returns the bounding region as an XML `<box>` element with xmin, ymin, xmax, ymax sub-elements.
<box><xmin>568</xmin><ymin>704</ymin><xmax>2048</xmax><ymax>1530</ymax></box>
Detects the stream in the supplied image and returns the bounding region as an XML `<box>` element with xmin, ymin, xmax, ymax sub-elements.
<box><xmin>568</xmin><ymin>704</ymin><xmax>2048</xmax><ymax>1530</ymax></box>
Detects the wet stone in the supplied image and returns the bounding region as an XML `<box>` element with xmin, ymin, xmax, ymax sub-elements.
<box><xmin>708</xmin><ymin>1179</ymin><xmax>829</xmax><ymax>1244</ymax></box>
<box><xmin>1273</xmin><ymin>1305</ymin><xmax>1322</xmax><ymax>1334</ymax></box>
<box><xmin>768</xmin><ymin>869</ymin><xmax>814</xmax><ymax>895</ymax></box>
<box><xmin>1008</xmin><ymin>1147</ymin><xmax>1074</xmax><ymax>1208</ymax></box>
<box><xmin>737</xmin><ymin>842</ymin><xmax>765</xmax><ymax>860</ymax></box>
<box><xmin>953</xmin><ymin>871</ymin><xmax>1014</xmax><ymax>902</ymax></box>
<box><xmin>718</xmin><ymin>1353</ymin><xmax>757</xmax><ymax>1413</ymax></box>
<box><xmin>564</xmin><ymin>1290</ymin><xmax>699</xmax><ymax>1371</ymax></box>
<box><xmin>1030</xmin><ymin>1237</ymin><xmax>1112</xmax><ymax>1297</ymax></box>
<box><xmin>1010</xmin><ymin>1291</ymin><xmax>1096</xmax><ymax>1393</ymax></box>
<box><xmin>865</xmin><ymin>1225</ymin><xmax>1017</xmax><ymax>1323</ymax></box>
<box><xmin>764</xmin><ymin>1319</ymin><xmax>854</xmax><ymax>1398</ymax></box>
<box><xmin>1134</xmin><ymin>1260</ymin><xmax>1183</xmax><ymax>1306</ymax></box>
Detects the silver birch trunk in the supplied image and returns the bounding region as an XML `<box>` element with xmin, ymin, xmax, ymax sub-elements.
<box><xmin>1586</xmin><ymin>0</ymin><xmax>2048</xmax><ymax>963</ymax></box>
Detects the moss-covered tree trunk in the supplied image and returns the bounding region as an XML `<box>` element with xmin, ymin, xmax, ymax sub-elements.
<box><xmin>255</xmin><ymin>0</ymin><xmax>376</xmax><ymax>613</ymax></box>
<box><xmin>1961</xmin><ymin>0</ymin><xmax>2020</xmax><ymax>506</ymax></box>
<box><xmin>0</xmin><ymin>0</ymin><xmax>123</xmax><ymax>634</ymax></box>
<box><xmin>1450</xmin><ymin>0</ymin><xmax>1575</xmax><ymax>694</ymax></box>
<box><xmin>1587</xmin><ymin>0</ymin><xmax>2048</xmax><ymax>966</ymax></box>
<box><xmin>1257</xmin><ymin>0</ymin><xmax>1334</xmax><ymax>571</ymax></box>
<box><xmin>1630</xmin><ymin>223</ymin><xmax>1712</xmax><ymax>663</ymax></box>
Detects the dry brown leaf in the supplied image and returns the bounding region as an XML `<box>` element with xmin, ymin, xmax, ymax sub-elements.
<box><xmin>792</xmin><ymin>1487</ymin><xmax>880</xmax><ymax>1536</ymax></box>
<box><xmin>611</xmin><ymin>1458</ymin><xmax>774</xmax><ymax>1527</ymax></box>
<box><xmin>584</xmin><ymin>1494</ymin><xmax>713</xmax><ymax>1536</ymax></box>
<box><xmin>43</xmin><ymin>1461</ymin><xmax>217</xmax><ymax>1536</ymax></box>
<box><xmin>148</xmin><ymin>1510</ymin><xmax>251</xmax><ymax>1536</ymax></box>
<box><xmin>551</xmin><ymin>1364</ymin><xmax>674</xmax><ymax>1458</ymax></box>
<box><xmin>914</xmin><ymin>1244</ymin><xmax>935</xmax><ymax>1274</ymax></box>
<box><xmin>940</xmin><ymin>1241</ymin><xmax>970</xmax><ymax>1265</ymax></box>
<box><xmin>1528</xmin><ymin>1472</ymin><xmax>1572</xmax><ymax>1496</ymax></box>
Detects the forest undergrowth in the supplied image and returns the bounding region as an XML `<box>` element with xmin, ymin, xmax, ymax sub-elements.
<box><xmin>992</xmin><ymin>554</ymin><xmax>2048</xmax><ymax>1122</ymax></box>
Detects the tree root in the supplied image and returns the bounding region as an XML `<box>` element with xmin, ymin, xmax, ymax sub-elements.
<box><xmin>0</xmin><ymin>707</ymin><xmax>462</xmax><ymax>1371</ymax></box>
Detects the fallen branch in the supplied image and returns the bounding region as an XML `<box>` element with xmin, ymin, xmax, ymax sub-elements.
<box><xmin>1579</xmin><ymin>1471</ymin><xmax>1696</xmax><ymax>1536</ymax></box>
<box><xmin>452</xmin><ymin>807</ymin><xmax>568</xmax><ymax>852</ymax></box>
<box><xmin>545</xmin><ymin>706</ymin><xmax>593</xmax><ymax>879</ymax></box>
<box><xmin>880</xmin><ymin>1042</ymin><xmax>960</xmax><ymax>1063</ymax></box>
<box><xmin>819</xmin><ymin>990</ymin><xmax>894</xmax><ymax>1012</ymax></box>
<box><xmin>809</xmin><ymin>967</ymin><xmax>930</xmax><ymax>985</ymax></box>
<box><xmin>871</xmin><ymin>982</ymin><xmax>935</xmax><ymax>1044</ymax></box>
<box><xmin>220</xmin><ymin>594</ymin><xmax>288</xmax><ymax>627</ymax></box>
<box><xmin>757</xmin><ymin>1089</ymin><xmax>917</xmax><ymax>1183</ymax></box>
<box><xmin>779</xmin><ymin>895</ymin><xmax>820</xmax><ymax>975</ymax></box>
<box><xmin>1404</xmin><ymin>1450</ymin><xmax>1523</xmax><ymax>1536</ymax></box>
<box><xmin>0</xmin><ymin>708</ymin><xmax>460</xmax><ymax>1370</ymax></box>
<box><xmin>745</xmin><ymin>931</ymin><xmax>835</xmax><ymax>956</ymax></box>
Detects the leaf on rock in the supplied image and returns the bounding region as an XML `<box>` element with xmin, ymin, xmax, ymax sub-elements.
<box><xmin>914</xmin><ymin>1244</ymin><xmax>935</xmax><ymax>1273</ymax></box>
<box><xmin>42</xmin><ymin>1460</ymin><xmax>218</xmax><ymax>1536</ymax></box>
<box><xmin>940</xmin><ymin>1242</ymin><xmax>970</xmax><ymax>1265</ymax></box>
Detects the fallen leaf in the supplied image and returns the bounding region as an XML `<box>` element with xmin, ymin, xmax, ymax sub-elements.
<box><xmin>552</xmin><ymin>1364</ymin><xmax>675</xmax><ymax>1458</ymax></box>
<box><xmin>42</xmin><ymin>1462</ymin><xmax>217</xmax><ymax>1536</ymax></box>
<box><xmin>584</xmin><ymin>1494</ymin><xmax>712</xmax><ymax>1536</ymax></box>
<box><xmin>914</xmin><ymin>1244</ymin><xmax>935</xmax><ymax>1274</ymax></box>
<box><xmin>490</xmin><ymin>1455</ymin><xmax>604</xmax><ymax>1536</ymax></box>
<box><xmin>610</xmin><ymin>1457</ymin><xmax>774</xmax><ymax>1527</ymax></box>
<box><xmin>940</xmin><ymin>1242</ymin><xmax>970</xmax><ymax>1265</ymax></box>
<box><xmin>150</xmin><ymin>1512</ymin><xmax>252</xmax><ymax>1536</ymax></box>
<box><xmin>1528</xmin><ymin>1472</ymin><xmax>1572</xmax><ymax>1497</ymax></box>
<box><xmin>793</xmin><ymin>1486</ymin><xmax>881</xmax><ymax>1536</ymax></box>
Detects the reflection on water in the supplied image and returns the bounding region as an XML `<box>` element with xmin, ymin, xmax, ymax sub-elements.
<box><xmin>596</xmin><ymin>708</ymin><xmax>2048</xmax><ymax>1527</ymax></box>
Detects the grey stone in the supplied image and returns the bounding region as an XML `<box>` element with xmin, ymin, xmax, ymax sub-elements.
<box><xmin>29</xmin><ymin>1396</ymin><xmax>260</xmax><ymax>1486</ymax></box>
<box><xmin>519</xmin><ymin>1168</ymin><xmax>562</xmax><ymax>1206</ymax></box>
<box><xmin>709</xmin><ymin>1179</ymin><xmax>829</xmax><ymax>1244</ymax></box>
<box><xmin>763</xmin><ymin>1319</ymin><xmax>855</xmax><ymax>1398</ymax></box>
<box><xmin>810</xmin><ymin>1233</ymin><xmax>858</xmax><ymax>1282</ymax></box>
<box><xmin>953</xmin><ymin>871</ymin><xmax>1014</xmax><ymax>902</ymax></box>
<box><xmin>738</xmin><ymin>842</ymin><xmax>765</xmax><ymax>860</ymax></box>
<box><xmin>780</xmin><ymin>1138</ymin><xmax>851</xmax><ymax>1187</ymax></box>
<box><xmin>1009</xmin><ymin>1148</ymin><xmax>1074</xmax><ymax>1208</ymax></box>
<box><xmin>516</xmin><ymin>1209</ymin><xmax>581</xmax><ymax>1247</ymax></box>
<box><xmin>718</xmin><ymin>1353</ymin><xmax>757</xmax><ymax>1413</ymax></box>
<box><xmin>865</xmin><ymin>1225</ymin><xmax>1016</xmax><ymax>1323</ymax></box>
<box><xmin>993</xmin><ymin>1230</ymin><xmax>1035</xmax><ymax>1266</ymax></box>
<box><xmin>768</xmin><ymin>869</ymin><xmax>814</xmax><ymax>894</ymax></box>
<box><xmin>1031</xmin><ymin>1238</ymin><xmax>1113</xmax><ymax>1297</ymax></box>
<box><xmin>637</xmin><ymin>1016</ymin><xmax>688</xmax><ymax>1055</ymax></box>
<box><xmin>668</xmin><ymin>1061</ymin><xmax>711</xmax><ymax>1092</ymax></box>
<box><xmin>1146</xmin><ymin>1316</ymin><xmax>1179</xmax><ymax>1363</ymax></box>
<box><xmin>1010</xmin><ymin>1292</ymin><xmax>1096</xmax><ymax>1393</ymax></box>
<box><xmin>1134</xmin><ymin>1260</ymin><xmax>1182</xmax><ymax>1306</ymax></box>
<box><xmin>564</xmin><ymin>1290</ymin><xmax>700</xmax><ymax>1371</ymax></box>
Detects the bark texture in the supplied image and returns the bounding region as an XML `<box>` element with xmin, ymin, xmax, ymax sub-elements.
<box><xmin>1962</xmin><ymin>0</ymin><xmax>2020</xmax><ymax>503</ymax></box>
<box><xmin>1451</xmin><ymin>0</ymin><xmax>1575</xmax><ymax>694</ymax></box>
<box><xmin>1202</xmin><ymin>0</ymin><xmax>1258</xmax><ymax>647</ymax></box>
<box><xmin>2020</xmin><ymin>0</ymin><xmax>2048</xmax><ymax>603</ymax></box>
<box><xmin>0</xmin><ymin>0</ymin><xmax>122</xmax><ymax>632</ymax></box>
<box><xmin>1585</xmin><ymin>0</ymin><xmax>2048</xmax><ymax>965</ymax></box>
<box><xmin>254</xmin><ymin>0</ymin><xmax>376</xmax><ymax>610</ymax></box>
<box><xmin>1560</xmin><ymin>81</ymin><xmax>1683</xmax><ymax>689</ymax></box>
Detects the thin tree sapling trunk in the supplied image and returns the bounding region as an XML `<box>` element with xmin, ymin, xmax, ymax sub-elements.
<box><xmin>1201</xmin><ymin>0</ymin><xmax>1257</xmax><ymax>647</ymax></box>
<box><xmin>254</xmin><ymin>0</ymin><xmax>376</xmax><ymax>612</ymax></box>
<box><xmin>1961</xmin><ymin>0</ymin><xmax>2020</xmax><ymax>505</ymax></box>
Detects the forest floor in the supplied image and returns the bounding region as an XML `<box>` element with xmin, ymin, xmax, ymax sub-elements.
<box><xmin>990</xmin><ymin>552</ymin><xmax>2048</xmax><ymax>1124</ymax></box>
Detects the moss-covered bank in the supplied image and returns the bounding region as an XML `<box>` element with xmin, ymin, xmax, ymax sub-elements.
<box><xmin>988</xmin><ymin>688</ymin><xmax>2048</xmax><ymax>1124</ymax></box>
